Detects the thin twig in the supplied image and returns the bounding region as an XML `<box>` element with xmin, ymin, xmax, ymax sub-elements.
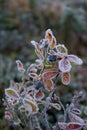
<box><xmin>28</xmin><ymin>117</ymin><xmax>34</xmax><ymax>130</ymax></box>
<box><xmin>56</xmin><ymin>96</ymin><xmax>67</xmax><ymax>122</ymax></box>
<box><xmin>42</xmin><ymin>89</ymin><xmax>55</xmax><ymax>130</ymax></box>
<box><xmin>30</xmin><ymin>114</ymin><xmax>42</xmax><ymax>130</ymax></box>
<box><xmin>34</xmin><ymin>115</ymin><xmax>42</xmax><ymax>130</ymax></box>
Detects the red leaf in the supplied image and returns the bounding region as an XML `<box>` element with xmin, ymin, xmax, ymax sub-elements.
<box><xmin>68</xmin><ymin>122</ymin><xmax>83</xmax><ymax>130</ymax></box>
<box><xmin>42</xmin><ymin>71</ymin><xmax>58</xmax><ymax>81</ymax></box>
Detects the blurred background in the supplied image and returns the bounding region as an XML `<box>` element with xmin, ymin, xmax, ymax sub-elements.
<box><xmin>0</xmin><ymin>0</ymin><xmax>87</xmax><ymax>129</ymax></box>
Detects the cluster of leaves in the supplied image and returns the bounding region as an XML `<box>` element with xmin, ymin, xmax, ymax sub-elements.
<box><xmin>4</xmin><ymin>29</ymin><xmax>87</xmax><ymax>130</ymax></box>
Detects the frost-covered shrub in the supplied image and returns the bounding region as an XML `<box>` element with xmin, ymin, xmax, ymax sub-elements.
<box><xmin>4</xmin><ymin>29</ymin><xmax>87</xmax><ymax>130</ymax></box>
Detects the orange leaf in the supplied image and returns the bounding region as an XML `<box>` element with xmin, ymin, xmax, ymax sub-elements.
<box><xmin>50</xmin><ymin>36</ymin><xmax>56</xmax><ymax>49</ymax></box>
<box><xmin>35</xmin><ymin>90</ymin><xmax>44</xmax><ymax>100</ymax></box>
<box><xmin>44</xmin><ymin>79</ymin><xmax>54</xmax><ymax>91</ymax></box>
<box><xmin>61</xmin><ymin>72</ymin><xmax>71</xmax><ymax>85</ymax></box>
<box><xmin>45</xmin><ymin>29</ymin><xmax>53</xmax><ymax>42</ymax></box>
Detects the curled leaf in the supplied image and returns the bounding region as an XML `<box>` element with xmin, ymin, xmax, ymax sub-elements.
<box><xmin>31</xmin><ymin>41</ymin><xmax>40</xmax><ymax>51</ymax></box>
<box><xmin>45</xmin><ymin>29</ymin><xmax>53</xmax><ymax>42</ymax></box>
<box><xmin>50</xmin><ymin>36</ymin><xmax>57</xmax><ymax>49</ymax></box>
<box><xmin>26</xmin><ymin>86</ymin><xmax>34</xmax><ymax>98</ymax></box>
<box><xmin>31</xmin><ymin>41</ymin><xmax>43</xmax><ymax>58</ymax></box>
<box><xmin>16</xmin><ymin>60</ymin><xmax>25</xmax><ymax>73</ymax></box>
<box><xmin>35</xmin><ymin>48</ymin><xmax>43</xmax><ymax>59</ymax></box>
<box><xmin>51</xmin><ymin>103</ymin><xmax>61</xmax><ymax>110</ymax></box>
<box><xmin>29</xmin><ymin>73</ymin><xmax>38</xmax><ymax>80</ymax></box>
<box><xmin>71</xmin><ymin>108</ymin><xmax>81</xmax><ymax>116</ymax></box>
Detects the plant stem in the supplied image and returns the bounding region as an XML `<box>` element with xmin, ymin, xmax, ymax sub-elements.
<box><xmin>30</xmin><ymin>114</ymin><xmax>42</xmax><ymax>130</ymax></box>
<box><xmin>28</xmin><ymin>117</ymin><xmax>34</xmax><ymax>130</ymax></box>
<box><xmin>42</xmin><ymin>89</ymin><xmax>55</xmax><ymax>130</ymax></box>
<box><xmin>57</xmin><ymin>97</ymin><xmax>67</xmax><ymax>122</ymax></box>
<box><xmin>34</xmin><ymin>115</ymin><xmax>42</xmax><ymax>130</ymax></box>
<box><xmin>43</xmin><ymin>112</ymin><xmax>50</xmax><ymax>130</ymax></box>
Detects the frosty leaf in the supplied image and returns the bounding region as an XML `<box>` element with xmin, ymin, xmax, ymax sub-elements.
<box><xmin>44</xmin><ymin>79</ymin><xmax>54</xmax><ymax>91</ymax></box>
<box><xmin>26</xmin><ymin>86</ymin><xmax>34</xmax><ymax>97</ymax></box>
<box><xmin>37</xmin><ymin>63</ymin><xmax>44</xmax><ymax>70</ymax></box>
<box><xmin>45</xmin><ymin>29</ymin><xmax>53</xmax><ymax>42</ymax></box>
<box><xmin>5</xmin><ymin>88</ymin><xmax>19</xmax><ymax>99</ymax></box>
<box><xmin>28</xmin><ymin>64</ymin><xmax>36</xmax><ymax>72</ymax></box>
<box><xmin>68</xmin><ymin>55</ymin><xmax>83</xmax><ymax>65</ymax></box>
<box><xmin>31</xmin><ymin>41</ymin><xmax>39</xmax><ymax>50</ymax></box>
<box><xmin>35</xmin><ymin>90</ymin><xmax>44</xmax><ymax>100</ymax></box>
<box><xmin>16</xmin><ymin>60</ymin><xmax>25</xmax><ymax>73</ymax></box>
<box><xmin>36</xmin><ymin>59</ymin><xmax>44</xmax><ymax>70</ymax></box>
<box><xmin>58</xmin><ymin>122</ymin><xmax>83</xmax><ymax>130</ymax></box>
<box><xmin>42</xmin><ymin>71</ymin><xmax>58</xmax><ymax>81</ymax></box>
<box><xmin>61</xmin><ymin>72</ymin><xmax>71</xmax><ymax>85</ymax></box>
<box><xmin>39</xmin><ymin>39</ymin><xmax>49</xmax><ymax>48</ymax></box>
<box><xmin>59</xmin><ymin>58</ymin><xmax>72</xmax><ymax>72</ymax></box>
<box><xmin>71</xmin><ymin>108</ymin><xmax>81</xmax><ymax>116</ymax></box>
<box><xmin>35</xmin><ymin>49</ymin><xmax>43</xmax><ymax>59</ymax></box>
<box><xmin>29</xmin><ymin>64</ymin><xmax>36</xmax><ymax>69</ymax></box>
<box><xmin>29</xmin><ymin>73</ymin><xmax>38</xmax><ymax>80</ymax></box>
<box><xmin>50</xmin><ymin>36</ymin><xmax>57</xmax><ymax>49</ymax></box>
<box><xmin>67</xmin><ymin>122</ymin><xmax>83</xmax><ymax>130</ymax></box>
<box><xmin>51</xmin><ymin>103</ymin><xmax>61</xmax><ymax>110</ymax></box>
<box><xmin>23</xmin><ymin>98</ymin><xmax>38</xmax><ymax>113</ymax></box>
<box><xmin>68</xmin><ymin>112</ymin><xmax>84</xmax><ymax>124</ymax></box>
<box><xmin>30</xmin><ymin>68</ymin><xmax>37</xmax><ymax>73</ymax></box>
<box><xmin>31</xmin><ymin>41</ymin><xmax>43</xmax><ymax>58</ymax></box>
<box><xmin>56</xmin><ymin>44</ymin><xmax>68</xmax><ymax>54</ymax></box>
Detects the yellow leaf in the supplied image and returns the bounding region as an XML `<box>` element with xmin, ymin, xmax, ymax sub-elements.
<box><xmin>5</xmin><ymin>88</ymin><xmax>19</xmax><ymax>99</ymax></box>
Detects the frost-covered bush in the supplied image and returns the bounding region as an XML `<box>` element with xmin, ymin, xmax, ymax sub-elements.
<box><xmin>4</xmin><ymin>29</ymin><xmax>87</xmax><ymax>130</ymax></box>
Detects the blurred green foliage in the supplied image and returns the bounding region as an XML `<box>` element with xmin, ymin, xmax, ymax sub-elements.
<box><xmin>0</xmin><ymin>0</ymin><xmax>87</xmax><ymax>129</ymax></box>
